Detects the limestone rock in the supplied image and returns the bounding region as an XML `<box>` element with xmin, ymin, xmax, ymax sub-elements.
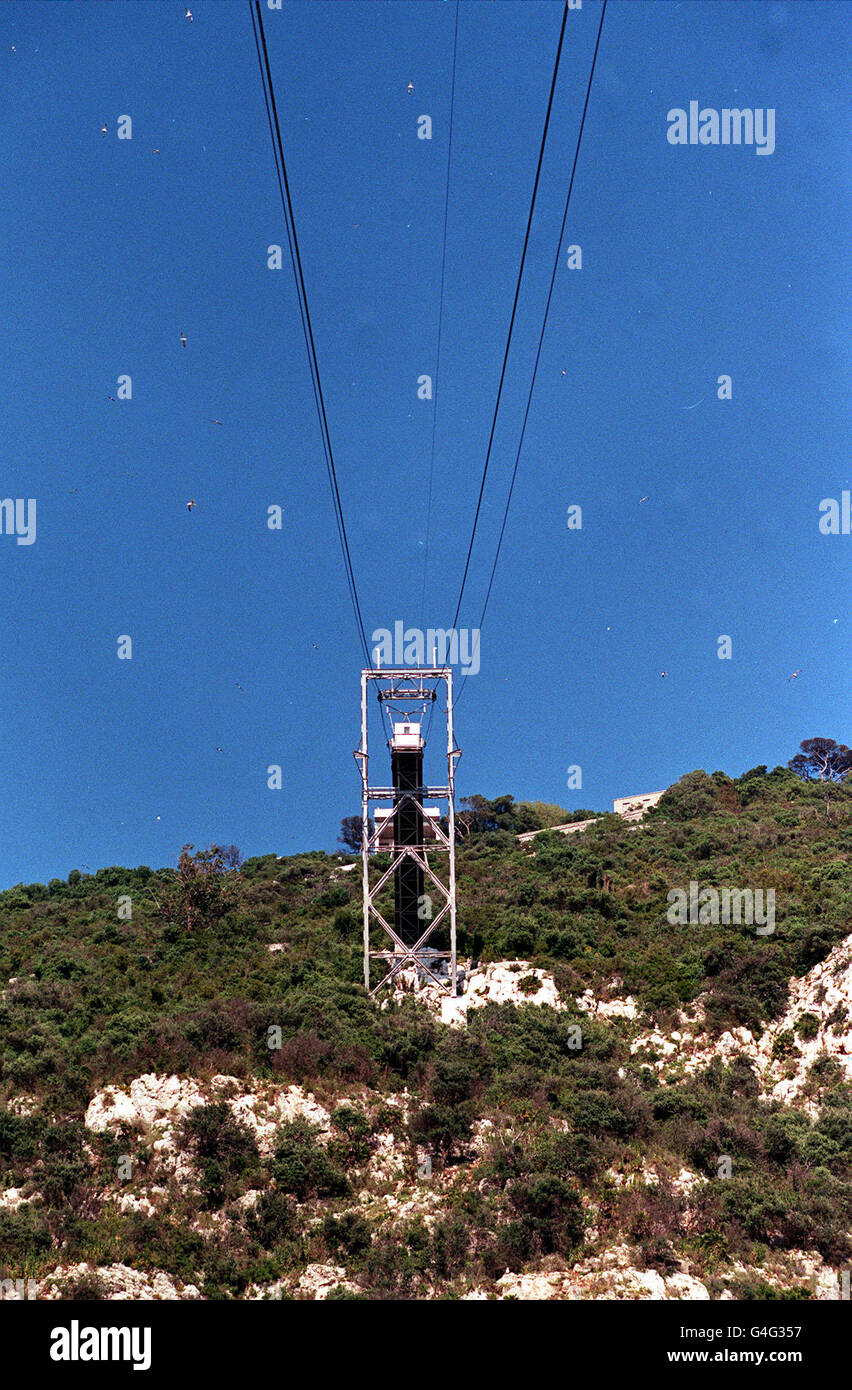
<box><xmin>33</xmin><ymin>1262</ymin><xmax>201</xmax><ymax>1301</ymax></box>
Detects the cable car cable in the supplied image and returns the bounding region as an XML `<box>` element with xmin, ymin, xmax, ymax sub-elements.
<box><xmin>250</xmin><ymin>1</ymin><xmax>372</xmax><ymax>668</ymax></box>
<box><xmin>447</xmin><ymin>0</ymin><xmax>571</xmax><ymax>638</ymax></box>
<box><xmin>454</xmin><ymin>0</ymin><xmax>608</xmax><ymax>713</ymax></box>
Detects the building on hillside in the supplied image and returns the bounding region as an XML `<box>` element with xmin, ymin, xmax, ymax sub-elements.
<box><xmin>516</xmin><ymin>817</ymin><xmax>597</xmax><ymax>844</ymax></box>
<box><xmin>612</xmin><ymin>790</ymin><xmax>666</xmax><ymax>821</ymax></box>
<box><xmin>516</xmin><ymin>790</ymin><xmax>667</xmax><ymax>844</ymax></box>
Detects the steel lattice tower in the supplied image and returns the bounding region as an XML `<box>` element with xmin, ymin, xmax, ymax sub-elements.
<box><xmin>355</xmin><ymin>667</ymin><xmax>460</xmax><ymax>996</ymax></box>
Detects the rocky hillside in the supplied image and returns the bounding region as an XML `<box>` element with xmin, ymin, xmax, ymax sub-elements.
<box><xmin>1</xmin><ymin>764</ymin><xmax>850</xmax><ymax>1299</ymax></box>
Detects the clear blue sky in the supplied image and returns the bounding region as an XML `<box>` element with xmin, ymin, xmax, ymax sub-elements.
<box><xmin>1</xmin><ymin>0</ymin><xmax>849</xmax><ymax>889</ymax></box>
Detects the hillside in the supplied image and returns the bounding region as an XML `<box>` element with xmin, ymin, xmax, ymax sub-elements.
<box><xmin>1</xmin><ymin>764</ymin><xmax>851</xmax><ymax>1300</ymax></box>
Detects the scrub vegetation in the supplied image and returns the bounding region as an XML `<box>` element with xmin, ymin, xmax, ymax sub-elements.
<box><xmin>1</xmin><ymin>761</ymin><xmax>850</xmax><ymax>1298</ymax></box>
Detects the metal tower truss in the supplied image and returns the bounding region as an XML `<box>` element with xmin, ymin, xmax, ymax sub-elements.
<box><xmin>355</xmin><ymin>667</ymin><xmax>461</xmax><ymax>997</ymax></box>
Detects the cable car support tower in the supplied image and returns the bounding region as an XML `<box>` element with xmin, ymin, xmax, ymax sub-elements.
<box><xmin>355</xmin><ymin>667</ymin><xmax>461</xmax><ymax>997</ymax></box>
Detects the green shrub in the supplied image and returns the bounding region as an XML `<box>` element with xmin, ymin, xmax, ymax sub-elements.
<box><xmin>566</xmin><ymin>1088</ymin><xmax>646</xmax><ymax>1140</ymax></box>
<box><xmin>245</xmin><ymin>1190</ymin><xmax>298</xmax><ymax>1250</ymax></box>
<box><xmin>796</xmin><ymin>1013</ymin><xmax>820</xmax><ymax>1040</ymax></box>
<box><xmin>504</xmin><ymin>1173</ymin><xmax>585</xmax><ymax>1258</ymax></box>
<box><xmin>269</xmin><ymin>1120</ymin><xmax>349</xmax><ymax>1200</ymax></box>
<box><xmin>320</xmin><ymin>1211</ymin><xmax>372</xmax><ymax>1260</ymax></box>
<box><xmin>178</xmin><ymin>1102</ymin><xmax>260</xmax><ymax>1209</ymax></box>
<box><xmin>0</xmin><ymin>1206</ymin><xmax>53</xmax><ymax>1265</ymax></box>
<box><xmin>56</xmin><ymin>1271</ymin><xmax>107</xmax><ymax>1300</ymax></box>
<box><xmin>773</xmin><ymin>1031</ymin><xmax>799</xmax><ymax>1061</ymax></box>
<box><xmin>409</xmin><ymin>1102</ymin><xmax>473</xmax><ymax>1160</ymax></box>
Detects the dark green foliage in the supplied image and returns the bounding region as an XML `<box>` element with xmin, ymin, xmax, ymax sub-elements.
<box><xmin>178</xmin><ymin>1102</ymin><xmax>260</xmax><ymax>1209</ymax></box>
<box><xmin>269</xmin><ymin>1120</ymin><xmax>349</xmax><ymax>1200</ymax></box>
<box><xmin>359</xmin><ymin>1217</ymin><xmax>445</xmax><ymax>1297</ymax></box>
<box><xmin>502</xmin><ymin>1173</ymin><xmax>585</xmax><ymax>1261</ymax></box>
<box><xmin>428</xmin><ymin>1211</ymin><xmax>471</xmax><ymax>1279</ymax></box>
<box><xmin>320</xmin><ymin>1210</ymin><xmax>372</xmax><ymax>1259</ymax></box>
<box><xmin>56</xmin><ymin>1271</ymin><xmax>107</xmax><ymax>1300</ymax></box>
<box><xmin>409</xmin><ymin>1102</ymin><xmax>473</xmax><ymax>1160</ymax></box>
<box><xmin>796</xmin><ymin>1012</ymin><xmax>820</xmax><ymax>1040</ymax></box>
<box><xmin>566</xmin><ymin>1087</ymin><xmax>648</xmax><ymax>1140</ymax></box>
<box><xmin>0</xmin><ymin>1110</ymin><xmax>42</xmax><ymax>1167</ymax></box>
<box><xmin>245</xmin><ymin>1189</ymin><xmax>299</xmax><ymax>1250</ymax></box>
<box><xmin>339</xmin><ymin>817</ymin><xmax>373</xmax><ymax>853</ymax></box>
<box><xmin>328</xmin><ymin>1105</ymin><xmax>373</xmax><ymax>1166</ymax></box>
<box><xmin>658</xmin><ymin>771</ymin><xmax>721</xmax><ymax>822</ymax></box>
<box><xmin>704</xmin><ymin>952</ymin><xmax>792</xmax><ymax>1036</ymax></box>
<box><xmin>712</xmin><ymin>1170</ymin><xmax>851</xmax><ymax>1264</ymax></box>
<box><xmin>0</xmin><ymin>1205</ymin><xmax>53</xmax><ymax>1263</ymax></box>
<box><xmin>118</xmin><ymin>1215</ymin><xmax>205</xmax><ymax>1281</ymax></box>
<box><xmin>0</xmin><ymin>1112</ymin><xmax>89</xmax><ymax>1210</ymax></box>
<box><xmin>456</xmin><ymin>794</ymin><xmax>580</xmax><ymax>838</ymax></box>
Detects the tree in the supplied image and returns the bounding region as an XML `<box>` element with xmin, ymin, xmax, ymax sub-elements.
<box><xmin>513</xmin><ymin>800</ymin><xmax>573</xmax><ymax>833</ymax></box>
<box><xmin>155</xmin><ymin>843</ymin><xmax>242</xmax><ymax>932</ymax></box>
<box><xmin>456</xmin><ymin>795</ymin><xmax>578</xmax><ymax>839</ymax></box>
<box><xmin>658</xmin><ymin>770</ymin><xmax>718</xmax><ymax>821</ymax></box>
<box><xmin>339</xmin><ymin>816</ymin><xmax>374</xmax><ymax>853</ymax></box>
<box><xmin>219</xmin><ymin>844</ymin><xmax>243</xmax><ymax>871</ymax></box>
<box><xmin>456</xmin><ymin>795</ymin><xmax>517</xmax><ymax>838</ymax></box>
<box><xmin>788</xmin><ymin>738</ymin><xmax>852</xmax><ymax>783</ymax></box>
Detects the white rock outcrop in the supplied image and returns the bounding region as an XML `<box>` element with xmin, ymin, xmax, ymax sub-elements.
<box><xmin>626</xmin><ymin>933</ymin><xmax>852</xmax><ymax>1111</ymax></box>
<box><xmin>85</xmin><ymin>1073</ymin><xmax>332</xmax><ymax>1197</ymax></box>
<box><xmin>32</xmin><ymin>1262</ymin><xmax>201</xmax><ymax>1301</ymax></box>
<box><xmin>387</xmin><ymin>960</ymin><xmax>566</xmax><ymax>1026</ymax></box>
<box><xmin>6</xmin><ymin>1094</ymin><xmax>39</xmax><ymax>1117</ymax></box>
<box><xmin>755</xmin><ymin>935</ymin><xmax>852</xmax><ymax>1107</ymax></box>
<box><xmin>296</xmin><ymin>1263</ymin><xmax>357</xmax><ymax>1299</ymax></box>
<box><xmin>0</xmin><ymin>1187</ymin><xmax>39</xmax><ymax>1211</ymax></box>
<box><xmin>494</xmin><ymin>1256</ymin><xmax>710</xmax><ymax>1301</ymax></box>
<box><xmin>465</xmin><ymin>963</ymin><xmax>563</xmax><ymax>1010</ymax></box>
<box><xmin>576</xmin><ymin>989</ymin><xmax>639</xmax><ymax>1020</ymax></box>
<box><xmin>247</xmin><ymin>1264</ymin><xmax>360</xmax><ymax>1301</ymax></box>
<box><xmin>85</xmin><ymin>1074</ymin><xmax>330</xmax><ymax>1158</ymax></box>
<box><xmin>473</xmin><ymin>1243</ymin><xmax>841</xmax><ymax>1301</ymax></box>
